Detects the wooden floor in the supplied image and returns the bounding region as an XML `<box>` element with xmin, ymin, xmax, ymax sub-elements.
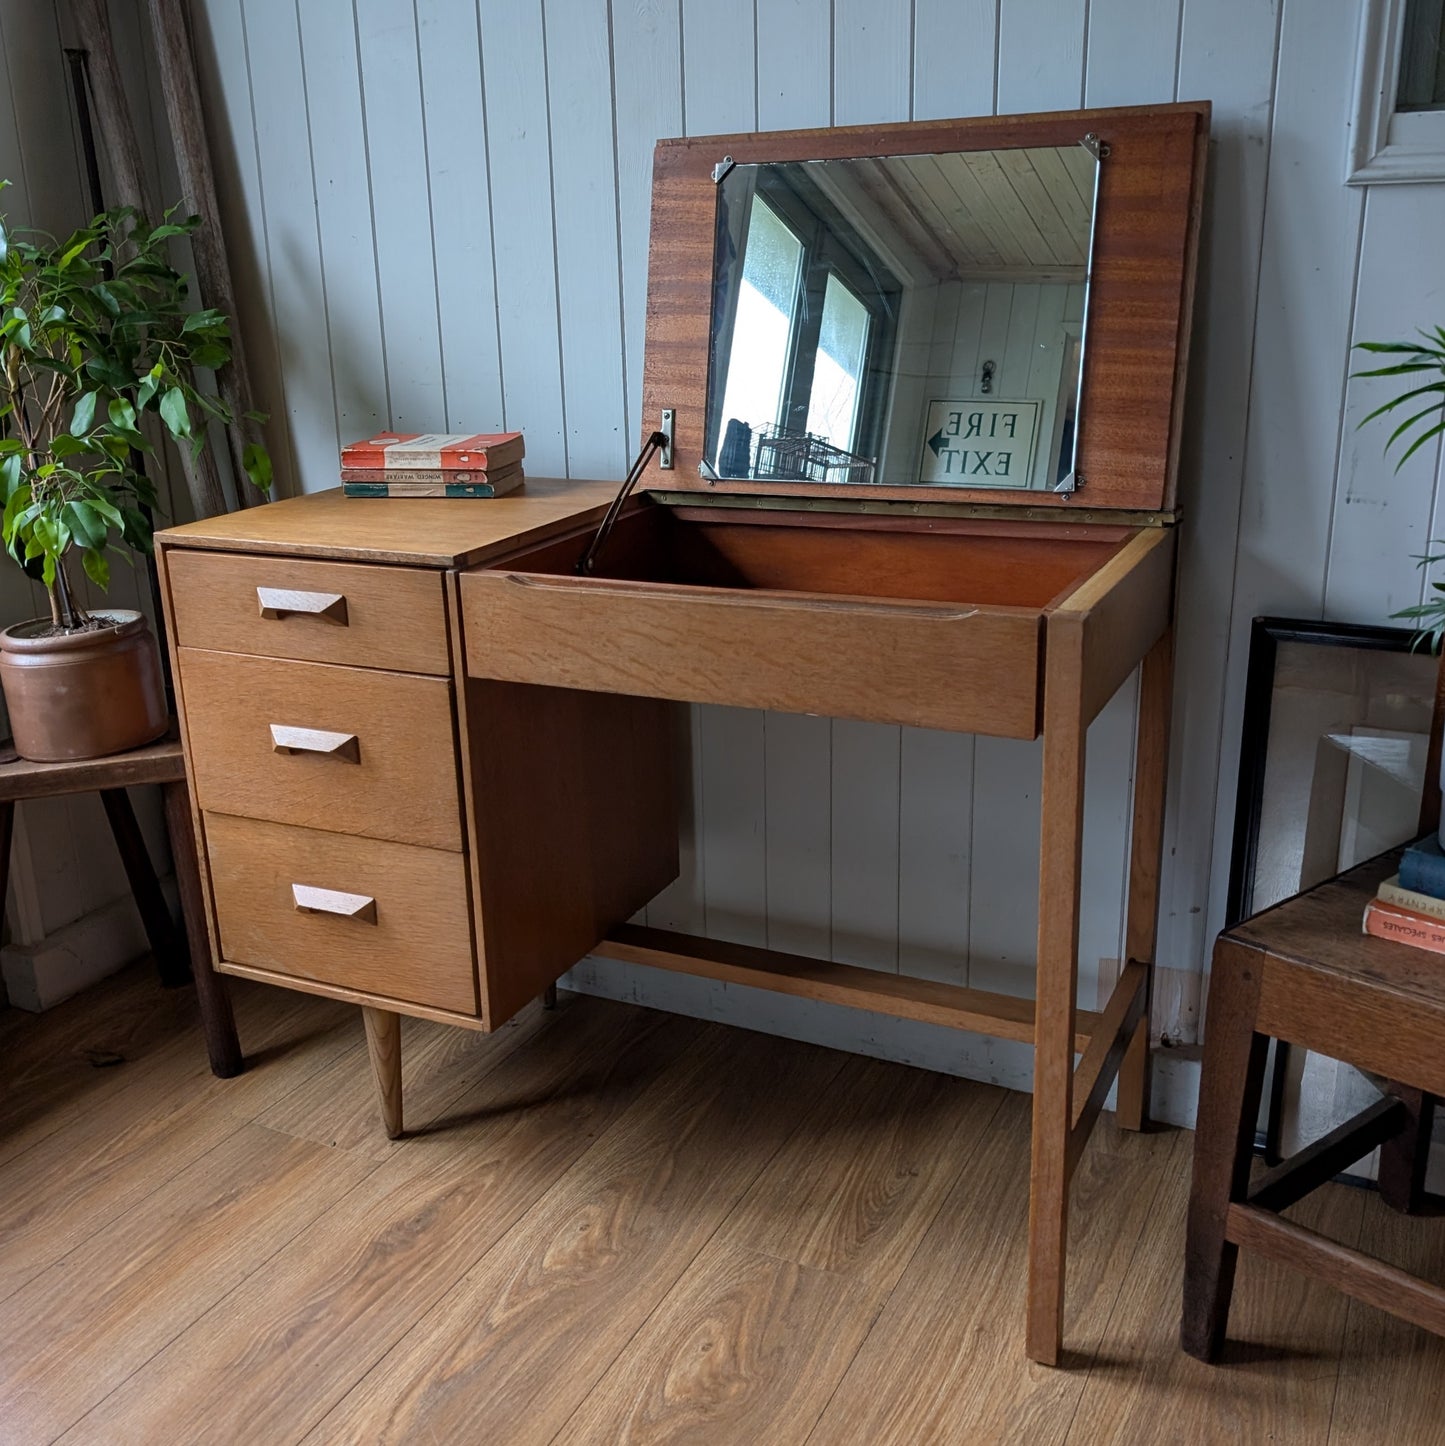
<box><xmin>2</xmin><ymin>966</ymin><xmax>1444</xmax><ymax>1445</ymax></box>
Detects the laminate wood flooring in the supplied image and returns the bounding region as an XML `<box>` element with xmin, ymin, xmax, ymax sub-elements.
<box><xmin>1</xmin><ymin>964</ymin><xmax>1441</xmax><ymax>1444</ymax></box>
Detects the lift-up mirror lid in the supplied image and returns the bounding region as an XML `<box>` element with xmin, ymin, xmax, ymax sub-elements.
<box><xmin>640</xmin><ymin>101</ymin><xmax>1208</xmax><ymax>517</ymax></box>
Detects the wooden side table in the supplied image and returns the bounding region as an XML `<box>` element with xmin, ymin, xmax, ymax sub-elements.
<box><xmin>0</xmin><ymin>733</ymin><xmax>242</xmax><ymax>1077</ymax></box>
<box><xmin>1182</xmin><ymin>850</ymin><xmax>1445</xmax><ymax>1359</ymax></box>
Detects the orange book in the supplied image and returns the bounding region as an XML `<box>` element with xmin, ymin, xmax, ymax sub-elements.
<box><xmin>1362</xmin><ymin>897</ymin><xmax>1445</xmax><ymax>954</ymax></box>
<box><xmin>339</xmin><ymin>431</ymin><xmax>524</xmax><ymax>472</ymax></box>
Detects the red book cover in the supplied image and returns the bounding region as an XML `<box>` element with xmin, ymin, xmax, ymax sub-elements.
<box><xmin>1362</xmin><ymin>898</ymin><xmax>1445</xmax><ymax>954</ymax></box>
<box><xmin>339</xmin><ymin>431</ymin><xmax>524</xmax><ymax>472</ymax></box>
<box><xmin>339</xmin><ymin>461</ymin><xmax>522</xmax><ymax>485</ymax></box>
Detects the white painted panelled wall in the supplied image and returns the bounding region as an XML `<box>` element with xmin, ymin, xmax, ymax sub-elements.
<box><xmin>7</xmin><ymin>2</ymin><xmax>1445</xmax><ymax>1118</ymax></box>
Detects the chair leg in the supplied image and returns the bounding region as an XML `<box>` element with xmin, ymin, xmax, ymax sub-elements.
<box><xmin>100</xmin><ymin>787</ymin><xmax>189</xmax><ymax>988</ymax></box>
<box><xmin>1182</xmin><ymin>943</ymin><xmax>1269</xmax><ymax>1361</ymax></box>
<box><xmin>162</xmin><ymin>781</ymin><xmax>243</xmax><ymax>1078</ymax></box>
<box><xmin>1378</xmin><ymin>1085</ymin><xmax>1437</xmax><ymax>1215</ymax></box>
<box><xmin>363</xmin><ymin>1006</ymin><xmax>403</xmax><ymax>1139</ymax></box>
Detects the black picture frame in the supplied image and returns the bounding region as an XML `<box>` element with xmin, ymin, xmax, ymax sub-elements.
<box><xmin>1226</xmin><ymin>615</ymin><xmax>1438</xmax><ymax>1168</ymax></box>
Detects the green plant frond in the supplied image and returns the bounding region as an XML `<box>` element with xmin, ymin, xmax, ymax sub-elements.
<box><xmin>1394</xmin><ymin>418</ymin><xmax>1445</xmax><ymax>471</ymax></box>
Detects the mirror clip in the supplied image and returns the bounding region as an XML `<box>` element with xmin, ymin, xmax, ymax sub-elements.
<box><xmin>1080</xmin><ymin>133</ymin><xmax>1109</xmax><ymax>161</ymax></box>
<box><xmin>712</xmin><ymin>155</ymin><xmax>736</xmax><ymax>184</ymax></box>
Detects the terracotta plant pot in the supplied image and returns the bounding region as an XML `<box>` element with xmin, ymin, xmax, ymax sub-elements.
<box><xmin>0</xmin><ymin>609</ymin><xmax>168</xmax><ymax>762</ymax></box>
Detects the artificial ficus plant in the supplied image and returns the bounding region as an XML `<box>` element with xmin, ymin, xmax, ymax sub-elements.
<box><xmin>0</xmin><ymin>186</ymin><xmax>270</xmax><ymax>633</ymax></box>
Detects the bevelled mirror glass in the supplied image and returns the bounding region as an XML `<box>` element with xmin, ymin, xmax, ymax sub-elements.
<box><xmin>704</xmin><ymin>142</ymin><xmax>1100</xmax><ymax>493</ymax></box>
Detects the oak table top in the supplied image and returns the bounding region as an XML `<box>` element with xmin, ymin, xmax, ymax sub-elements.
<box><xmin>157</xmin><ymin>477</ymin><xmax>620</xmax><ymax>568</ymax></box>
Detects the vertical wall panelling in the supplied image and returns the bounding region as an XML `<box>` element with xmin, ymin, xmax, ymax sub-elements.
<box><xmin>912</xmin><ymin>0</ymin><xmax>997</xmax><ymax>120</ymax></box>
<box><xmin>609</xmin><ymin>0</ymin><xmax>682</xmax><ymax>451</ymax></box>
<box><xmin>1201</xmin><ymin>0</ymin><xmax>1368</xmax><ymax>959</ymax></box>
<box><xmin>415</xmin><ymin>1</ymin><xmax>504</xmax><ymax>438</ymax></box>
<box><xmin>476</xmin><ymin>0</ymin><xmax>566</xmax><ymax>477</ymax></box>
<box><xmin>544</xmin><ymin>0</ymin><xmax>628</xmax><ymax>477</ymax></box>
<box><xmin>1082</xmin><ymin>0</ymin><xmax>1182</xmax><ymax>108</ymax></box>
<box><xmin>699</xmin><ymin>707</ymin><xmax>769</xmax><ymax>947</ymax></box>
<box><xmin>826</xmin><ymin>0</ymin><xmax>913</xmax><ymax>976</ymax></box>
<box><xmin>996</xmin><ymin>0</ymin><xmax>1085</xmax><ymax>114</ymax></box>
<box><xmin>242</xmin><ymin>0</ymin><xmax>335</xmax><ymax>496</ymax></box>
<box><xmin>192</xmin><ymin>0</ymin><xmax>296</xmax><ymax>487</ymax></box>
<box><xmin>680</xmin><ymin>0</ymin><xmax>767</xmax><ymax>953</ymax></box>
<box><xmin>759</xmin><ymin>0</ymin><xmax>835</xmax><ymax>963</ymax></box>
<box><xmin>834</xmin><ymin>0</ymin><xmax>912</xmax><ymax>125</ymax></box>
<box><xmin>1153</xmin><ymin>0</ymin><xmax>1280</xmax><ymax>1039</ymax></box>
<box><xmin>1326</xmin><ymin>183</ymin><xmax>1445</xmax><ymax>621</ymax></box>
<box><xmin>297</xmin><ymin>0</ymin><xmax>390</xmax><ymax>450</ymax></box>
<box><xmin>756</xmin><ymin>0</ymin><xmax>832</xmax><ymax>131</ymax></box>
<box><xmin>682</xmin><ymin>0</ymin><xmax>757</xmax><ymax>135</ymax></box>
<box><xmin>354</xmin><ymin>0</ymin><xmax>445</xmax><ymax>437</ymax></box>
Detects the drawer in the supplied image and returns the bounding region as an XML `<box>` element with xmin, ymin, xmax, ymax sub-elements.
<box><xmin>206</xmin><ymin>813</ymin><xmax>476</xmax><ymax>1015</ymax></box>
<box><xmin>165</xmin><ymin>548</ymin><xmax>449</xmax><ymax>674</ymax></box>
<box><xmin>460</xmin><ymin>571</ymin><xmax>1043</xmax><ymax>738</ymax></box>
<box><xmin>181</xmin><ymin>648</ymin><xmax>463</xmax><ymax>850</ymax></box>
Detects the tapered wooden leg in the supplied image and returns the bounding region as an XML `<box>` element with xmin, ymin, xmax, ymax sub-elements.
<box><xmin>543</xmin><ymin>982</ymin><xmax>558</xmax><ymax>1010</ymax></box>
<box><xmin>362</xmin><ymin>1006</ymin><xmax>403</xmax><ymax>1139</ymax></box>
<box><xmin>101</xmin><ymin>786</ymin><xmax>189</xmax><ymax>988</ymax></box>
<box><xmin>1181</xmin><ymin>943</ymin><xmax>1268</xmax><ymax>1361</ymax></box>
<box><xmin>1027</xmin><ymin>625</ymin><xmax>1087</xmax><ymax>1367</ymax></box>
<box><xmin>1118</xmin><ymin>630</ymin><xmax>1173</xmax><ymax>1131</ymax></box>
<box><xmin>163</xmin><ymin>781</ymin><xmax>243</xmax><ymax>1078</ymax></box>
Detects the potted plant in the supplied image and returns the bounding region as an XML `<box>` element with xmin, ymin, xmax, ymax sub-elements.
<box><xmin>0</xmin><ymin>191</ymin><xmax>269</xmax><ymax>761</ymax></box>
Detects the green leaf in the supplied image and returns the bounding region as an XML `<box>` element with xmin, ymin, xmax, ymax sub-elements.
<box><xmin>71</xmin><ymin>391</ymin><xmax>97</xmax><ymax>434</ymax></box>
<box><xmin>0</xmin><ymin>212</ymin><xmax>7</xmax><ymax>265</ymax></box>
<box><xmin>80</xmin><ymin>547</ymin><xmax>110</xmax><ymax>590</ymax></box>
<box><xmin>0</xmin><ymin>452</ymin><xmax>18</xmax><ymax>500</ymax></box>
<box><xmin>63</xmin><ymin>500</ymin><xmax>108</xmax><ymax>548</ymax></box>
<box><xmin>159</xmin><ymin>386</ymin><xmax>191</xmax><ymax>439</ymax></box>
<box><xmin>1357</xmin><ymin>380</ymin><xmax>1445</xmax><ymax>429</ymax></box>
<box><xmin>1394</xmin><ymin>419</ymin><xmax>1445</xmax><ymax>471</ymax></box>
<box><xmin>93</xmin><ymin>282</ymin><xmax>120</xmax><ymax>317</ymax></box>
<box><xmin>107</xmin><ymin>397</ymin><xmax>137</xmax><ymax>432</ymax></box>
<box><xmin>182</xmin><ymin>308</ymin><xmax>229</xmax><ymax>334</ymax></box>
<box><xmin>242</xmin><ymin>441</ymin><xmax>273</xmax><ymax>493</ymax></box>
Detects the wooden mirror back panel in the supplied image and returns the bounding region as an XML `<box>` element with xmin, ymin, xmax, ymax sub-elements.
<box><xmin>640</xmin><ymin>101</ymin><xmax>1208</xmax><ymax>516</ymax></box>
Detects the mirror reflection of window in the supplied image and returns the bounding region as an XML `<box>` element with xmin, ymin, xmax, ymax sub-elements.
<box><xmin>805</xmin><ymin>273</ymin><xmax>870</xmax><ymax>451</ymax></box>
<box><xmin>718</xmin><ymin>196</ymin><xmax>804</xmax><ymax>460</ymax></box>
<box><xmin>1399</xmin><ymin>0</ymin><xmax>1445</xmax><ymax>111</ymax></box>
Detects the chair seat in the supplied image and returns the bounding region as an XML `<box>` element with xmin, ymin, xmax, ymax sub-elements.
<box><xmin>1219</xmin><ymin>849</ymin><xmax>1445</xmax><ymax>1101</ymax></box>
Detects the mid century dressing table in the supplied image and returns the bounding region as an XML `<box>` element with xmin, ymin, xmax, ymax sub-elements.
<box><xmin>158</xmin><ymin>101</ymin><xmax>1207</xmax><ymax>1366</ymax></box>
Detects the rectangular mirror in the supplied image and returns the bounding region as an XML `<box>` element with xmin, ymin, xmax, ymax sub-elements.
<box><xmin>704</xmin><ymin>142</ymin><xmax>1100</xmax><ymax>493</ymax></box>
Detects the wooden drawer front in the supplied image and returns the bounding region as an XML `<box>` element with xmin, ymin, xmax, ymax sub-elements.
<box><xmin>207</xmin><ymin>813</ymin><xmax>476</xmax><ymax>1014</ymax></box>
<box><xmin>166</xmin><ymin>548</ymin><xmax>449</xmax><ymax>674</ymax></box>
<box><xmin>461</xmin><ymin>573</ymin><xmax>1042</xmax><ymax>737</ymax></box>
<box><xmin>181</xmin><ymin>649</ymin><xmax>462</xmax><ymax>850</ymax></box>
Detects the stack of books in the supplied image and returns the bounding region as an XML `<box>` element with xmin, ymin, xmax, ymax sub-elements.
<box><xmin>1363</xmin><ymin>835</ymin><xmax>1445</xmax><ymax>953</ymax></box>
<box><xmin>340</xmin><ymin>431</ymin><xmax>525</xmax><ymax>497</ymax></box>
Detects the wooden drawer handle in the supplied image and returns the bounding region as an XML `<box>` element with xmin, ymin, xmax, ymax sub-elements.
<box><xmin>292</xmin><ymin>883</ymin><xmax>378</xmax><ymax>924</ymax></box>
<box><xmin>257</xmin><ymin>586</ymin><xmax>349</xmax><ymax>625</ymax></box>
<box><xmin>269</xmin><ymin>723</ymin><xmax>361</xmax><ymax>763</ymax></box>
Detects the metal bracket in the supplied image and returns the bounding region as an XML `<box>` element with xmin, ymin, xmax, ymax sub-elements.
<box><xmin>659</xmin><ymin>409</ymin><xmax>675</xmax><ymax>469</ymax></box>
<box><xmin>712</xmin><ymin>155</ymin><xmax>736</xmax><ymax>184</ymax></box>
<box><xmin>1054</xmin><ymin>472</ymin><xmax>1084</xmax><ymax>494</ymax></box>
<box><xmin>1080</xmin><ymin>133</ymin><xmax>1110</xmax><ymax>160</ymax></box>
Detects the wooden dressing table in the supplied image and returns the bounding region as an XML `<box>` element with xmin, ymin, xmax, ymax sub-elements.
<box><xmin>160</xmin><ymin>101</ymin><xmax>1207</xmax><ymax>1366</ymax></box>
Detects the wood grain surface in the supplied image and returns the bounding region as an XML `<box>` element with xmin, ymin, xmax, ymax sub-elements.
<box><xmin>165</xmin><ymin>547</ymin><xmax>450</xmax><ymax>674</ymax></box>
<box><xmin>4</xmin><ymin>970</ymin><xmax>1442</xmax><ymax>1444</ymax></box>
<box><xmin>205</xmin><ymin>813</ymin><xmax>477</xmax><ymax>1015</ymax></box>
<box><xmin>641</xmin><ymin>103</ymin><xmax>1208</xmax><ymax>515</ymax></box>
<box><xmin>181</xmin><ymin>648</ymin><xmax>463</xmax><ymax>852</ymax></box>
<box><xmin>156</xmin><ymin>477</ymin><xmax>620</xmax><ymax>567</ymax></box>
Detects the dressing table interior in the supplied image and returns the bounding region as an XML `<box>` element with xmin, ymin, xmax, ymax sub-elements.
<box><xmin>159</xmin><ymin>100</ymin><xmax>1208</xmax><ymax>1367</ymax></box>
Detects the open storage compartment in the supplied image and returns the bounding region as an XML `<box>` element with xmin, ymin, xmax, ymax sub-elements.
<box><xmin>461</xmin><ymin>502</ymin><xmax>1141</xmax><ymax>738</ymax></box>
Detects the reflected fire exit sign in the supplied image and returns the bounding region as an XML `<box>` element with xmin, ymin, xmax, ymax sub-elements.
<box><xmin>920</xmin><ymin>398</ymin><xmax>1040</xmax><ymax>486</ymax></box>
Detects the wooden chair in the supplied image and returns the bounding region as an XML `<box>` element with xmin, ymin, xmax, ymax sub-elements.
<box><xmin>1182</xmin><ymin>664</ymin><xmax>1445</xmax><ymax>1360</ymax></box>
<box><xmin>0</xmin><ymin>732</ymin><xmax>242</xmax><ymax>1078</ymax></box>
